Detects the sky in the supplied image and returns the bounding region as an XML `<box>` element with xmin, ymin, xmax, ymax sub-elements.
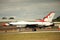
<box><xmin>0</xmin><ymin>0</ymin><xmax>60</xmax><ymax>20</ymax></box>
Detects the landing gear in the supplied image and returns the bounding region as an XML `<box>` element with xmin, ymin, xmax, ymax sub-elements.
<box><xmin>32</xmin><ymin>28</ymin><xmax>36</xmax><ymax>31</ymax></box>
<box><xmin>25</xmin><ymin>24</ymin><xmax>37</xmax><ymax>31</ymax></box>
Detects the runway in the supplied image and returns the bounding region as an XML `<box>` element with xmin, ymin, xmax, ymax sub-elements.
<box><xmin>0</xmin><ymin>31</ymin><xmax>60</xmax><ymax>40</ymax></box>
<box><xmin>20</xmin><ymin>31</ymin><xmax>60</xmax><ymax>33</ymax></box>
<box><xmin>0</xmin><ymin>31</ymin><xmax>60</xmax><ymax>34</ymax></box>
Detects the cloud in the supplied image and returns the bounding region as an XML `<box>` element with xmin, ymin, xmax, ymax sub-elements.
<box><xmin>0</xmin><ymin>2</ymin><xmax>58</xmax><ymax>12</ymax></box>
<box><xmin>0</xmin><ymin>0</ymin><xmax>60</xmax><ymax>3</ymax></box>
<box><xmin>0</xmin><ymin>0</ymin><xmax>60</xmax><ymax>19</ymax></box>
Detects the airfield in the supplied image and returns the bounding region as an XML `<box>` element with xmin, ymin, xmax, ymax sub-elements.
<box><xmin>0</xmin><ymin>19</ymin><xmax>60</xmax><ymax>40</ymax></box>
<box><xmin>0</xmin><ymin>31</ymin><xmax>60</xmax><ymax>40</ymax></box>
<box><xmin>0</xmin><ymin>26</ymin><xmax>60</xmax><ymax>40</ymax></box>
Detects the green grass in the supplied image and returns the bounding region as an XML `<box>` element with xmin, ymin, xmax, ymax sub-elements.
<box><xmin>0</xmin><ymin>32</ymin><xmax>60</xmax><ymax>40</ymax></box>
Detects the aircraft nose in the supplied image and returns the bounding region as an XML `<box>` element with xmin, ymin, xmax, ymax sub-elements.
<box><xmin>1</xmin><ymin>23</ymin><xmax>9</xmax><ymax>26</ymax></box>
<box><xmin>4</xmin><ymin>23</ymin><xmax>9</xmax><ymax>26</ymax></box>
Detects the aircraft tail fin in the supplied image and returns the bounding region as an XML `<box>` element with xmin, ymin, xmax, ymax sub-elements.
<box><xmin>36</xmin><ymin>11</ymin><xmax>55</xmax><ymax>22</ymax></box>
<box><xmin>43</xmin><ymin>11</ymin><xmax>55</xmax><ymax>22</ymax></box>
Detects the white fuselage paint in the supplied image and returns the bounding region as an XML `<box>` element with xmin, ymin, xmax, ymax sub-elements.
<box><xmin>9</xmin><ymin>21</ymin><xmax>53</xmax><ymax>26</ymax></box>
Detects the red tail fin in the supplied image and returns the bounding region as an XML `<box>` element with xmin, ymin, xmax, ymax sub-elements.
<box><xmin>36</xmin><ymin>11</ymin><xmax>55</xmax><ymax>22</ymax></box>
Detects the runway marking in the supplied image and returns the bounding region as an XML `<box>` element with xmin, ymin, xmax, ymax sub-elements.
<box><xmin>0</xmin><ymin>31</ymin><xmax>60</xmax><ymax>34</ymax></box>
<box><xmin>20</xmin><ymin>31</ymin><xmax>60</xmax><ymax>33</ymax></box>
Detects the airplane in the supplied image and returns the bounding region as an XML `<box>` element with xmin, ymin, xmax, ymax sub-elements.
<box><xmin>5</xmin><ymin>11</ymin><xmax>55</xmax><ymax>28</ymax></box>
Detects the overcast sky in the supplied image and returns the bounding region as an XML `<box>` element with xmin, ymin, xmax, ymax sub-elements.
<box><xmin>0</xmin><ymin>0</ymin><xmax>60</xmax><ymax>20</ymax></box>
